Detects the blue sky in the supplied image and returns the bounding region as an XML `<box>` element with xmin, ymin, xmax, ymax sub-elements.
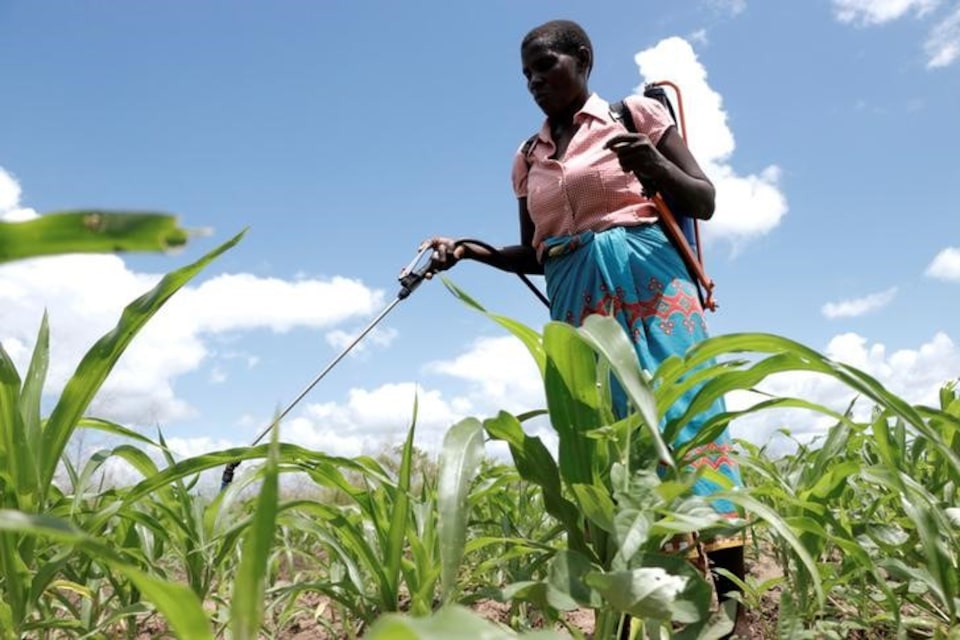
<box><xmin>1</xmin><ymin>0</ymin><xmax>959</xmax><ymax>470</ymax></box>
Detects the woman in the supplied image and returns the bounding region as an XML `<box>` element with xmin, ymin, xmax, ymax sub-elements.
<box><xmin>426</xmin><ymin>19</ymin><xmax>747</xmax><ymax>635</ymax></box>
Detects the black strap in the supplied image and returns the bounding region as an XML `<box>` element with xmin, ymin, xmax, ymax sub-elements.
<box><xmin>609</xmin><ymin>100</ymin><xmax>637</xmax><ymax>134</ymax></box>
<box><xmin>521</xmin><ymin>133</ymin><xmax>539</xmax><ymax>166</ymax></box>
<box><xmin>642</xmin><ymin>84</ymin><xmax>680</xmax><ymax>124</ymax></box>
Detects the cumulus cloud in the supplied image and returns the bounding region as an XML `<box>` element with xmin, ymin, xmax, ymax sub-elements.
<box><xmin>89</xmin><ymin>334</ymin><xmax>548</xmax><ymax>488</ymax></box>
<box><xmin>0</xmin><ymin>166</ymin><xmax>385</xmax><ymax>427</ymax></box>
<box><xmin>287</xmin><ymin>383</ymin><xmax>464</xmax><ymax>457</ymax></box>
<box><xmin>282</xmin><ymin>336</ymin><xmax>546</xmax><ymax>460</ymax></box>
<box><xmin>833</xmin><ymin>0</ymin><xmax>942</xmax><ymax>25</ymax></box>
<box><xmin>282</xmin><ymin>337</ymin><xmax>553</xmax><ymax>461</ymax></box>
<box><xmin>727</xmin><ymin>331</ymin><xmax>960</xmax><ymax>450</ymax></box>
<box><xmin>634</xmin><ymin>38</ymin><xmax>788</xmax><ymax>249</ymax></box>
<box><xmin>926</xmin><ymin>247</ymin><xmax>960</xmax><ymax>281</ymax></box>
<box><xmin>0</xmin><ymin>167</ymin><xmax>38</xmax><ymax>222</ymax></box>
<box><xmin>0</xmin><ymin>256</ymin><xmax>383</xmax><ymax>425</ymax></box>
<box><xmin>426</xmin><ymin>336</ymin><xmax>544</xmax><ymax>415</ymax></box>
<box><xmin>832</xmin><ymin>0</ymin><xmax>960</xmax><ymax>68</ymax></box>
<box><xmin>821</xmin><ymin>286</ymin><xmax>898</xmax><ymax>318</ymax></box>
<box><xmin>926</xmin><ymin>5</ymin><xmax>960</xmax><ymax>67</ymax></box>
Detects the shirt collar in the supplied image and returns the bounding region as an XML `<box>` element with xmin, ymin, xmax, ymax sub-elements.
<box><xmin>578</xmin><ymin>93</ymin><xmax>610</xmax><ymax>122</ymax></box>
<box><xmin>535</xmin><ymin>93</ymin><xmax>610</xmax><ymax>142</ymax></box>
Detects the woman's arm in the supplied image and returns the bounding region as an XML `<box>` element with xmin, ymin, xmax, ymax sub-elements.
<box><xmin>425</xmin><ymin>198</ymin><xmax>544</xmax><ymax>276</ymax></box>
<box><xmin>606</xmin><ymin>126</ymin><xmax>716</xmax><ymax>220</ymax></box>
<box><xmin>653</xmin><ymin>127</ymin><xmax>716</xmax><ymax>219</ymax></box>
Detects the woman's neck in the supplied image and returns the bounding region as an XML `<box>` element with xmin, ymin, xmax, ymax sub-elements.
<box><xmin>547</xmin><ymin>91</ymin><xmax>589</xmax><ymax>127</ymax></box>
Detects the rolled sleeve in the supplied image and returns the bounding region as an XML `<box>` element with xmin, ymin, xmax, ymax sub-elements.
<box><xmin>624</xmin><ymin>95</ymin><xmax>675</xmax><ymax>146</ymax></box>
<box><xmin>511</xmin><ymin>147</ymin><xmax>529</xmax><ymax>198</ymax></box>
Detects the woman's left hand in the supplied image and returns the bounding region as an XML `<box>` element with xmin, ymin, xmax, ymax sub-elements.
<box><xmin>420</xmin><ymin>236</ymin><xmax>465</xmax><ymax>276</ymax></box>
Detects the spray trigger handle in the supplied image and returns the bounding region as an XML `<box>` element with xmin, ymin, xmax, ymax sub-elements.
<box><xmin>397</xmin><ymin>245</ymin><xmax>433</xmax><ymax>299</ymax></box>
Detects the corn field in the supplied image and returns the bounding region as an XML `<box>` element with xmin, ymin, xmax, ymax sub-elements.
<box><xmin>1</xmin><ymin>214</ymin><xmax>958</xmax><ymax>639</ymax></box>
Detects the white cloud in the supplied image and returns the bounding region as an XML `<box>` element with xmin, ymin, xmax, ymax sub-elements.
<box><xmin>0</xmin><ymin>168</ymin><xmax>21</xmax><ymax>212</ymax></box>
<box><xmin>833</xmin><ymin>0</ymin><xmax>942</xmax><ymax>25</ymax></box>
<box><xmin>0</xmin><ymin>167</ymin><xmax>38</xmax><ymax>222</ymax></box>
<box><xmin>271</xmin><ymin>336</ymin><xmax>555</xmax><ymax>463</ymax></box>
<box><xmin>925</xmin><ymin>247</ymin><xmax>960</xmax><ymax>281</ymax></box>
<box><xmin>0</xmin><ymin>256</ymin><xmax>383</xmax><ymax>425</ymax></box>
<box><xmin>164</xmin><ymin>435</ymin><xmax>238</xmax><ymax>459</ymax></box>
<box><xmin>821</xmin><ymin>286</ymin><xmax>898</xmax><ymax>318</ymax></box>
<box><xmin>167</xmin><ymin>273</ymin><xmax>383</xmax><ymax>334</ymax></box>
<box><xmin>832</xmin><ymin>0</ymin><xmax>960</xmax><ymax>69</ymax></box>
<box><xmin>706</xmin><ymin>0</ymin><xmax>747</xmax><ymax>16</ymax></box>
<box><xmin>325</xmin><ymin>325</ymin><xmax>398</xmax><ymax>356</ymax></box>
<box><xmin>689</xmin><ymin>29</ymin><xmax>710</xmax><ymax>47</ymax></box>
<box><xmin>727</xmin><ymin>331</ymin><xmax>960</xmax><ymax>450</ymax></box>
<box><xmin>426</xmin><ymin>336</ymin><xmax>544</xmax><ymax>415</ymax></box>
<box><xmin>634</xmin><ymin>38</ymin><xmax>788</xmax><ymax>249</ymax></box>
<box><xmin>288</xmin><ymin>383</ymin><xmax>465</xmax><ymax>458</ymax></box>
<box><xmin>0</xmin><ymin>167</ymin><xmax>385</xmax><ymax>427</ymax></box>
<box><xmin>926</xmin><ymin>5</ymin><xmax>960</xmax><ymax>67</ymax></box>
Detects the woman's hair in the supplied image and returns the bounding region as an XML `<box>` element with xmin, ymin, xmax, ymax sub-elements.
<box><xmin>521</xmin><ymin>20</ymin><xmax>593</xmax><ymax>73</ymax></box>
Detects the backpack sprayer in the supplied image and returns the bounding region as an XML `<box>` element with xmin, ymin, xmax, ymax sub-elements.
<box><xmin>219</xmin><ymin>244</ymin><xmax>439</xmax><ymax>490</ymax></box>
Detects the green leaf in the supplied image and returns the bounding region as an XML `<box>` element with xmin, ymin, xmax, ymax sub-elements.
<box><xmin>0</xmin><ymin>210</ymin><xmax>192</xmax><ymax>263</ymax></box>
<box><xmin>585</xmin><ymin>553</ymin><xmax>712</xmax><ymax>624</ymax></box>
<box><xmin>542</xmin><ymin>321</ymin><xmax>603</xmax><ymax>485</ymax></box>
<box><xmin>71</xmin><ymin>445</ymin><xmax>161</xmax><ymax>503</ymax></box>
<box><xmin>800</xmin><ymin>460</ymin><xmax>861</xmax><ymax>503</ymax></box>
<box><xmin>39</xmin><ymin>229</ymin><xmax>245</xmax><ymax>496</ymax></box>
<box><xmin>0</xmin><ymin>531</ymin><xmax>28</xmax><ymax>630</ymax></box>
<box><xmin>366</xmin><ymin>605</ymin><xmax>567</xmax><ymax>639</ymax></box>
<box><xmin>483</xmin><ymin>412</ymin><xmax>590</xmax><ymax>557</ymax></box>
<box><xmin>547</xmin><ymin>549</ymin><xmax>603</xmax><ymax>608</ymax></box>
<box><xmin>120</xmin><ymin>443</ymin><xmax>363</xmax><ymax>507</ymax></box>
<box><xmin>577</xmin><ymin>314</ymin><xmax>670</xmax><ymax>467</ymax></box>
<box><xmin>77</xmin><ymin>417</ymin><xmax>161</xmax><ymax>448</ymax></box>
<box><xmin>611</xmin><ymin>508</ymin><xmax>654</xmax><ymax>568</ymax></box>
<box><xmin>570</xmin><ymin>483</ymin><xmax>617</xmax><ymax>534</ymax></box>
<box><xmin>231</xmin><ymin>422</ymin><xmax>280</xmax><ymax>640</ymax></box>
<box><xmin>0</xmin><ymin>510</ymin><xmax>212</xmax><ymax>639</ymax></box>
<box><xmin>383</xmin><ymin>409</ymin><xmax>417</xmax><ymax>610</ymax></box>
<box><xmin>437</xmin><ymin>418</ymin><xmax>485</xmax><ymax>603</ymax></box>
<box><xmin>0</xmin><ymin>342</ymin><xmax>24</xmax><ymax>501</ymax></box>
<box><xmin>721</xmin><ymin>492</ymin><xmax>825</xmax><ymax>607</ymax></box>
<box><xmin>17</xmin><ymin>313</ymin><xmax>48</xmax><ymax>508</ymax></box>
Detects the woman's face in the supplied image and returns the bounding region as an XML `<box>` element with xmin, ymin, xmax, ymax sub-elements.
<box><xmin>521</xmin><ymin>38</ymin><xmax>589</xmax><ymax>117</ymax></box>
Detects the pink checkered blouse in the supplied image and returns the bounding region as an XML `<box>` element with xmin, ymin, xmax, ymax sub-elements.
<box><xmin>511</xmin><ymin>93</ymin><xmax>675</xmax><ymax>259</ymax></box>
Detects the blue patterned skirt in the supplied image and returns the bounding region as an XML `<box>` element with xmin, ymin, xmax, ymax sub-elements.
<box><xmin>543</xmin><ymin>224</ymin><xmax>743</xmax><ymax>524</ymax></box>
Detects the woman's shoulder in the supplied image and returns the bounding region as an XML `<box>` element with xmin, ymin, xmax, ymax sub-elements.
<box><xmin>622</xmin><ymin>93</ymin><xmax>670</xmax><ymax>115</ymax></box>
<box><xmin>618</xmin><ymin>93</ymin><xmax>675</xmax><ymax>142</ymax></box>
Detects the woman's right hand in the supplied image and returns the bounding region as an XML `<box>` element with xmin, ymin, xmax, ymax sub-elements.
<box><xmin>421</xmin><ymin>237</ymin><xmax>467</xmax><ymax>276</ymax></box>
